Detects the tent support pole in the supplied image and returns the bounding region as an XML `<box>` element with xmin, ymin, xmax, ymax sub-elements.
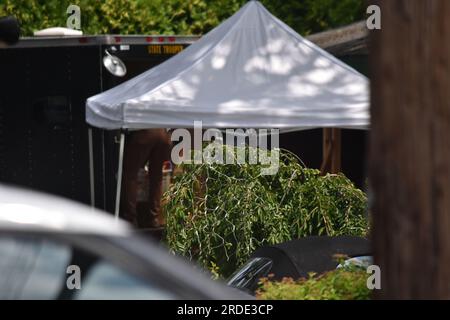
<box><xmin>88</xmin><ymin>128</ymin><xmax>95</xmax><ymax>208</ymax></box>
<box><xmin>115</xmin><ymin>132</ymin><xmax>125</xmax><ymax>221</ymax></box>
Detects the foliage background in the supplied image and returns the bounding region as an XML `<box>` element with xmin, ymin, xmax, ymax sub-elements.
<box><xmin>0</xmin><ymin>0</ymin><xmax>365</xmax><ymax>36</ymax></box>
<box><xmin>256</xmin><ymin>266</ymin><xmax>371</xmax><ymax>300</ymax></box>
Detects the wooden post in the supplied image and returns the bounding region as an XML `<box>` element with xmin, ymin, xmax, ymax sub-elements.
<box><xmin>321</xmin><ymin>128</ymin><xmax>341</xmax><ymax>174</ymax></box>
<box><xmin>330</xmin><ymin>128</ymin><xmax>341</xmax><ymax>173</ymax></box>
<box><xmin>370</xmin><ymin>0</ymin><xmax>450</xmax><ymax>299</ymax></box>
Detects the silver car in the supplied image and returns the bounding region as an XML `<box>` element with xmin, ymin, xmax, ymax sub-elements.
<box><xmin>0</xmin><ymin>184</ymin><xmax>250</xmax><ymax>300</ymax></box>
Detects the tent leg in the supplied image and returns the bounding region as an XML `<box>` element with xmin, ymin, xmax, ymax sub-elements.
<box><xmin>88</xmin><ymin>128</ymin><xmax>95</xmax><ymax>208</ymax></box>
<box><xmin>115</xmin><ymin>132</ymin><xmax>125</xmax><ymax>221</ymax></box>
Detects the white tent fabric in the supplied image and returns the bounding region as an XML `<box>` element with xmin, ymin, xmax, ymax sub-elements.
<box><xmin>86</xmin><ymin>1</ymin><xmax>369</xmax><ymax>130</ymax></box>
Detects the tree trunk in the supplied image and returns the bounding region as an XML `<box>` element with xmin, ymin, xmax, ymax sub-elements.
<box><xmin>370</xmin><ymin>0</ymin><xmax>450</xmax><ymax>299</ymax></box>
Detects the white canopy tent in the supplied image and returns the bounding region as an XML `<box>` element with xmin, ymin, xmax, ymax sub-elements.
<box><xmin>86</xmin><ymin>1</ymin><xmax>369</xmax><ymax>130</ymax></box>
<box><xmin>85</xmin><ymin>1</ymin><xmax>370</xmax><ymax>218</ymax></box>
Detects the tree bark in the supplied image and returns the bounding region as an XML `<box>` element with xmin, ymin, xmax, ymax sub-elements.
<box><xmin>370</xmin><ymin>0</ymin><xmax>450</xmax><ymax>299</ymax></box>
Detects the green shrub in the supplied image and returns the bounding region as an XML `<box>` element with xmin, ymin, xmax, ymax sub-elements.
<box><xmin>256</xmin><ymin>267</ymin><xmax>371</xmax><ymax>300</ymax></box>
<box><xmin>163</xmin><ymin>146</ymin><xmax>368</xmax><ymax>278</ymax></box>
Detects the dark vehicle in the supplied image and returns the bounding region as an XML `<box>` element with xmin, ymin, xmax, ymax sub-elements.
<box><xmin>227</xmin><ymin>236</ymin><xmax>370</xmax><ymax>295</ymax></box>
<box><xmin>0</xmin><ymin>184</ymin><xmax>250</xmax><ymax>300</ymax></box>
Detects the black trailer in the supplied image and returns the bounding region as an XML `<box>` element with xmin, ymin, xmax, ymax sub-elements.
<box><xmin>0</xmin><ymin>35</ymin><xmax>198</xmax><ymax>213</ymax></box>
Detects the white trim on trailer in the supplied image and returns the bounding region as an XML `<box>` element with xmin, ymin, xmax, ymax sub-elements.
<box><xmin>5</xmin><ymin>35</ymin><xmax>200</xmax><ymax>48</ymax></box>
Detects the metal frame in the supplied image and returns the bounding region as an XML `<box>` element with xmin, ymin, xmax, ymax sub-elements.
<box><xmin>114</xmin><ymin>133</ymin><xmax>125</xmax><ymax>221</ymax></box>
<box><xmin>88</xmin><ymin>130</ymin><xmax>125</xmax><ymax>220</ymax></box>
<box><xmin>88</xmin><ymin>128</ymin><xmax>95</xmax><ymax>207</ymax></box>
